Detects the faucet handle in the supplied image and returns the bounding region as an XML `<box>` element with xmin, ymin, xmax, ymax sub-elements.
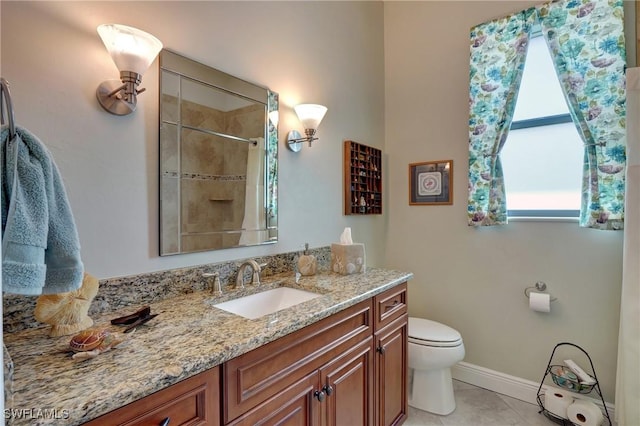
<box><xmin>252</xmin><ymin>270</ymin><xmax>261</xmax><ymax>285</ymax></box>
<box><xmin>213</xmin><ymin>275</ymin><xmax>222</xmax><ymax>295</ymax></box>
<box><xmin>203</xmin><ymin>272</ymin><xmax>222</xmax><ymax>295</ymax></box>
<box><xmin>253</xmin><ymin>261</ymin><xmax>268</xmax><ymax>285</ymax></box>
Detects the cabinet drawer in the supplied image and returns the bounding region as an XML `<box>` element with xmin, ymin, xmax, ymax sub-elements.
<box><xmin>84</xmin><ymin>367</ymin><xmax>220</xmax><ymax>426</ymax></box>
<box><xmin>374</xmin><ymin>282</ymin><xmax>407</xmax><ymax>331</ymax></box>
<box><xmin>224</xmin><ymin>299</ymin><xmax>372</xmax><ymax>423</ymax></box>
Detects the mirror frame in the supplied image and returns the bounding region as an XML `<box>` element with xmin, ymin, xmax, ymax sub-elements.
<box><xmin>159</xmin><ymin>49</ymin><xmax>278</xmax><ymax>256</ymax></box>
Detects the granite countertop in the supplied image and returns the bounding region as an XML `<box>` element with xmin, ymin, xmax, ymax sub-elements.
<box><xmin>3</xmin><ymin>268</ymin><xmax>412</xmax><ymax>425</ymax></box>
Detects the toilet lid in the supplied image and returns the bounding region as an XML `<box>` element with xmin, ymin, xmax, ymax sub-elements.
<box><xmin>408</xmin><ymin>317</ymin><xmax>462</xmax><ymax>347</ymax></box>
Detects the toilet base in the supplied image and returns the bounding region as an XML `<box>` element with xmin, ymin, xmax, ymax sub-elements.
<box><xmin>408</xmin><ymin>367</ymin><xmax>456</xmax><ymax>415</ymax></box>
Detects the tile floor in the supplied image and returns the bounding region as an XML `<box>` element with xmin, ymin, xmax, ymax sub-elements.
<box><xmin>405</xmin><ymin>380</ymin><xmax>613</xmax><ymax>426</ymax></box>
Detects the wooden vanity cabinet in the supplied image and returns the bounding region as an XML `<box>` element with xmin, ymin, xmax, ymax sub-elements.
<box><xmin>224</xmin><ymin>282</ymin><xmax>408</xmax><ymax>426</ymax></box>
<box><xmin>373</xmin><ymin>283</ymin><xmax>408</xmax><ymax>426</ymax></box>
<box><xmin>223</xmin><ymin>299</ymin><xmax>373</xmax><ymax>426</ymax></box>
<box><xmin>227</xmin><ymin>338</ymin><xmax>373</xmax><ymax>426</ymax></box>
<box><xmin>84</xmin><ymin>282</ymin><xmax>408</xmax><ymax>426</ymax></box>
<box><xmin>84</xmin><ymin>366</ymin><xmax>220</xmax><ymax>426</ymax></box>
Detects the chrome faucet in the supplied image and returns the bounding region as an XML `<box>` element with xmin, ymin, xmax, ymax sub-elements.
<box><xmin>236</xmin><ymin>260</ymin><xmax>262</xmax><ymax>288</ymax></box>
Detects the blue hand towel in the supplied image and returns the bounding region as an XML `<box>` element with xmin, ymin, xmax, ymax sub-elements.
<box><xmin>1</xmin><ymin>125</ymin><xmax>84</xmax><ymax>295</ymax></box>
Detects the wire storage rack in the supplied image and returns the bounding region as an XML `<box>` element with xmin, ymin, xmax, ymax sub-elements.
<box><xmin>536</xmin><ymin>342</ymin><xmax>611</xmax><ymax>426</ymax></box>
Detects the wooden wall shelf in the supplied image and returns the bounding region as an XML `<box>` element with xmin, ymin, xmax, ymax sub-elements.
<box><xmin>344</xmin><ymin>140</ymin><xmax>382</xmax><ymax>215</ymax></box>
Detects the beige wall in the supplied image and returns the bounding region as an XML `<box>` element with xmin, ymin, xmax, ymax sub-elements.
<box><xmin>384</xmin><ymin>1</ymin><xmax>625</xmax><ymax>402</ymax></box>
<box><xmin>0</xmin><ymin>1</ymin><xmax>386</xmax><ymax>277</ymax></box>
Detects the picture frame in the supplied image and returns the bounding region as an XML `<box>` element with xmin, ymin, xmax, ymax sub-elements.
<box><xmin>409</xmin><ymin>160</ymin><xmax>453</xmax><ymax>205</ymax></box>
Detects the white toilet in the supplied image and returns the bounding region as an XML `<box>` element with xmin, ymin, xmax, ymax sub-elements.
<box><xmin>408</xmin><ymin>317</ymin><xmax>465</xmax><ymax>415</ymax></box>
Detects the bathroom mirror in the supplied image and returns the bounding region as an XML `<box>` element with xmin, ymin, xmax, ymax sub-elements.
<box><xmin>159</xmin><ymin>50</ymin><xmax>278</xmax><ymax>255</ymax></box>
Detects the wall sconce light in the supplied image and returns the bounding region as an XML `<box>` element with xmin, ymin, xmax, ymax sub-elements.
<box><xmin>96</xmin><ymin>24</ymin><xmax>163</xmax><ymax>115</ymax></box>
<box><xmin>286</xmin><ymin>104</ymin><xmax>328</xmax><ymax>152</ymax></box>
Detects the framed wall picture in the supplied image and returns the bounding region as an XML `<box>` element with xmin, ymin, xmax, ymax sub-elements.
<box><xmin>409</xmin><ymin>160</ymin><xmax>453</xmax><ymax>205</ymax></box>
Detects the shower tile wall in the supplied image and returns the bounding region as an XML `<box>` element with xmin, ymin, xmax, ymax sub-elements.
<box><xmin>161</xmin><ymin>95</ymin><xmax>180</xmax><ymax>253</ymax></box>
<box><xmin>161</xmin><ymin>94</ymin><xmax>265</xmax><ymax>252</ymax></box>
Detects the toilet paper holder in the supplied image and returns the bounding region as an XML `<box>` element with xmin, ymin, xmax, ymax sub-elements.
<box><xmin>524</xmin><ymin>281</ymin><xmax>557</xmax><ymax>302</ymax></box>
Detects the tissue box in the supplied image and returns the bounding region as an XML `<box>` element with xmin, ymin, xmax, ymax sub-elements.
<box><xmin>331</xmin><ymin>243</ymin><xmax>366</xmax><ymax>275</ymax></box>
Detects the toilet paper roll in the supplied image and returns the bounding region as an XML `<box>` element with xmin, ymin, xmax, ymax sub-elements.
<box><xmin>544</xmin><ymin>387</ymin><xmax>574</xmax><ymax>419</ymax></box>
<box><xmin>567</xmin><ymin>400</ymin><xmax>604</xmax><ymax>426</ymax></box>
<box><xmin>529</xmin><ymin>291</ymin><xmax>551</xmax><ymax>313</ymax></box>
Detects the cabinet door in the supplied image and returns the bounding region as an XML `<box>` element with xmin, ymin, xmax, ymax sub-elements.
<box><xmin>319</xmin><ymin>338</ymin><xmax>373</xmax><ymax>426</ymax></box>
<box><xmin>227</xmin><ymin>371</ymin><xmax>320</xmax><ymax>426</ymax></box>
<box><xmin>375</xmin><ymin>316</ymin><xmax>408</xmax><ymax>426</ymax></box>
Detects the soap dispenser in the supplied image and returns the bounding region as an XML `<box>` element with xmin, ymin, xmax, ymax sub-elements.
<box><xmin>297</xmin><ymin>243</ymin><xmax>317</xmax><ymax>276</ymax></box>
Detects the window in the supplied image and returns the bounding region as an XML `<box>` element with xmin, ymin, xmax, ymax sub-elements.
<box><xmin>468</xmin><ymin>1</ymin><xmax>626</xmax><ymax>229</ymax></box>
<box><xmin>500</xmin><ymin>34</ymin><xmax>583</xmax><ymax>218</ymax></box>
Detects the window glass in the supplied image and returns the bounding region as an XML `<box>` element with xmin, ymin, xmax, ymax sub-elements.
<box><xmin>501</xmin><ymin>123</ymin><xmax>583</xmax><ymax>211</ymax></box>
<box><xmin>502</xmin><ymin>34</ymin><xmax>582</xmax><ymax>217</ymax></box>
<box><xmin>512</xmin><ymin>36</ymin><xmax>569</xmax><ymax>121</ymax></box>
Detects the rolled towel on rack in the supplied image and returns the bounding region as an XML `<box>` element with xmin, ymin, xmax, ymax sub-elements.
<box><xmin>1</xmin><ymin>125</ymin><xmax>84</xmax><ymax>295</ymax></box>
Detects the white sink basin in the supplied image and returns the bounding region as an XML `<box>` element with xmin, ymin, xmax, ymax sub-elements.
<box><xmin>212</xmin><ymin>287</ymin><xmax>322</xmax><ymax>320</ymax></box>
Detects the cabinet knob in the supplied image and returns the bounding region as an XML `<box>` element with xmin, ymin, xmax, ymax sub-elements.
<box><xmin>323</xmin><ymin>384</ymin><xmax>334</xmax><ymax>396</ymax></box>
<box><xmin>377</xmin><ymin>346</ymin><xmax>386</xmax><ymax>355</ymax></box>
<box><xmin>159</xmin><ymin>417</ymin><xmax>170</xmax><ymax>426</ymax></box>
<box><xmin>314</xmin><ymin>389</ymin><xmax>326</xmax><ymax>402</ymax></box>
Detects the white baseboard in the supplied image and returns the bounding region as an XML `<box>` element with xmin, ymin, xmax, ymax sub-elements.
<box><xmin>451</xmin><ymin>361</ymin><xmax>615</xmax><ymax>420</ymax></box>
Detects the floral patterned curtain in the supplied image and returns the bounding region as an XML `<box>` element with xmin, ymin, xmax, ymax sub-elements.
<box><xmin>537</xmin><ymin>0</ymin><xmax>626</xmax><ymax>230</ymax></box>
<box><xmin>467</xmin><ymin>8</ymin><xmax>537</xmax><ymax>226</ymax></box>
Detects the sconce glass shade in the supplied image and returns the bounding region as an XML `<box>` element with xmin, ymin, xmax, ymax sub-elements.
<box><xmin>294</xmin><ymin>104</ymin><xmax>327</xmax><ymax>130</ymax></box>
<box><xmin>96</xmin><ymin>24</ymin><xmax>162</xmax><ymax>115</ymax></box>
<box><xmin>286</xmin><ymin>104</ymin><xmax>328</xmax><ymax>152</ymax></box>
<box><xmin>97</xmin><ymin>24</ymin><xmax>163</xmax><ymax>75</ymax></box>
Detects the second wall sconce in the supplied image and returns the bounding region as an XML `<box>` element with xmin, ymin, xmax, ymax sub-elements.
<box><xmin>96</xmin><ymin>24</ymin><xmax>163</xmax><ymax>115</ymax></box>
<box><xmin>286</xmin><ymin>104</ymin><xmax>328</xmax><ymax>152</ymax></box>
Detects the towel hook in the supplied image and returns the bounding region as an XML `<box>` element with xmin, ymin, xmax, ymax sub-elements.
<box><xmin>524</xmin><ymin>281</ymin><xmax>557</xmax><ymax>302</ymax></box>
<box><xmin>0</xmin><ymin>77</ymin><xmax>16</xmax><ymax>140</ymax></box>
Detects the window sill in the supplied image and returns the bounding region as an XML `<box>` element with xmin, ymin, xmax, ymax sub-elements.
<box><xmin>508</xmin><ymin>216</ymin><xmax>579</xmax><ymax>223</ymax></box>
